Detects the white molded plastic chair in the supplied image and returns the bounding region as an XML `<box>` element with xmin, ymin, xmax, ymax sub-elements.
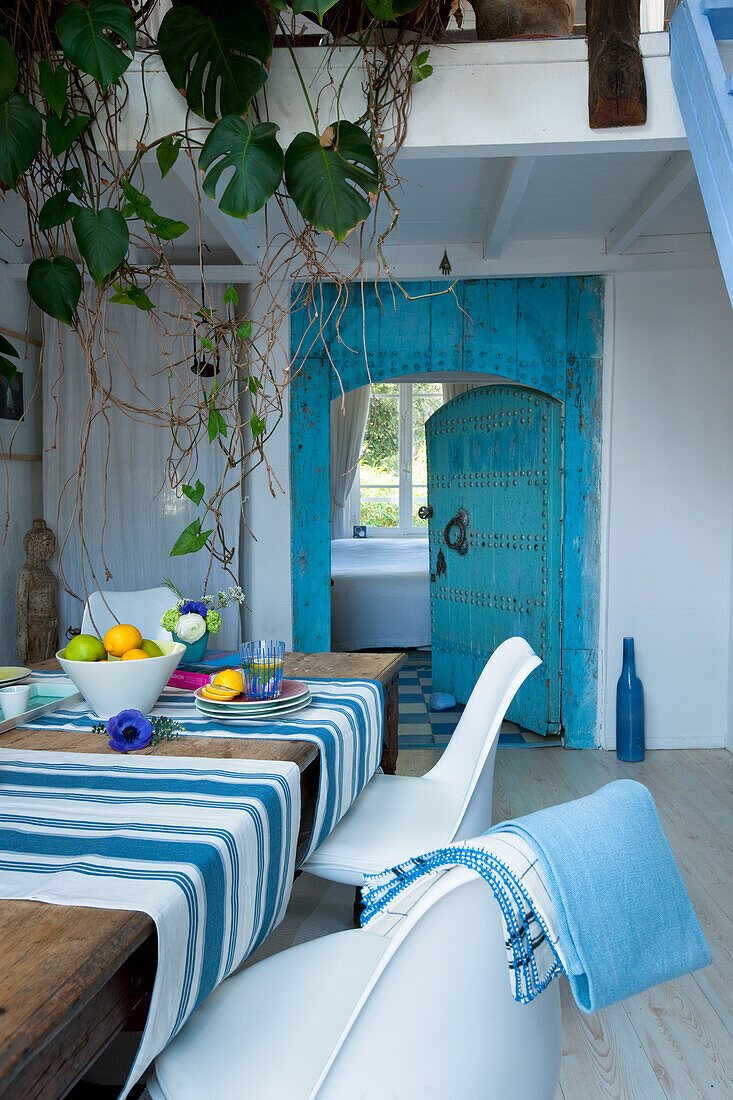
<box><xmin>147</xmin><ymin>864</ymin><xmax>561</xmax><ymax>1100</ymax></box>
<box><xmin>304</xmin><ymin>637</ymin><xmax>541</xmax><ymax>886</ymax></box>
<box><xmin>81</xmin><ymin>587</ymin><xmax>172</xmax><ymax>642</ymax></box>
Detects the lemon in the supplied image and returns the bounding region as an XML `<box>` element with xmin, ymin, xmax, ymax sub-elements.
<box><xmin>120</xmin><ymin>648</ymin><xmax>151</xmax><ymax>661</ymax></box>
<box><xmin>212</xmin><ymin>668</ymin><xmax>245</xmax><ymax>694</ymax></box>
<box><xmin>104</xmin><ymin>624</ymin><xmax>143</xmax><ymax>658</ymax></box>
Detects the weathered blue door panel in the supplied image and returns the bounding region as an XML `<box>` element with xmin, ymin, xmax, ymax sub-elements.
<box><xmin>289</xmin><ymin>276</ymin><xmax>604</xmax><ymax>748</ymax></box>
<box><xmin>426</xmin><ymin>385</ymin><xmax>563</xmax><ymax>734</ymax></box>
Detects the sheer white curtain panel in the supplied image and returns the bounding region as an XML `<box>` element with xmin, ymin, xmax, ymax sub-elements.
<box><xmin>442</xmin><ymin>381</ymin><xmax>483</xmax><ymax>403</ymax></box>
<box><xmin>330</xmin><ymin>386</ymin><xmax>371</xmax><ymax>538</ymax></box>
<box><xmin>42</xmin><ymin>283</ymin><xmax>242</xmax><ymax>649</ymax></box>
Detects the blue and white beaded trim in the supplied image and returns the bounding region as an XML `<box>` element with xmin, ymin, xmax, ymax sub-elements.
<box><xmin>361</xmin><ymin>842</ymin><xmax>564</xmax><ymax>1005</ymax></box>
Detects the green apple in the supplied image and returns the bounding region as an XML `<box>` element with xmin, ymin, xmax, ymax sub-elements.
<box><xmin>140</xmin><ymin>639</ymin><xmax>163</xmax><ymax>658</ymax></box>
<box><xmin>64</xmin><ymin>634</ymin><xmax>106</xmax><ymax>662</ymax></box>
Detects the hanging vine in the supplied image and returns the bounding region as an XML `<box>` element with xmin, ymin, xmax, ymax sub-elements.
<box><xmin>0</xmin><ymin>0</ymin><xmax>458</xmax><ymax>602</ymax></box>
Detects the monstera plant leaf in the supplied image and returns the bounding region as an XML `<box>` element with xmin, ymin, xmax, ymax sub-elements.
<box><xmin>284</xmin><ymin>121</ymin><xmax>379</xmax><ymax>244</ymax></box>
<box><xmin>46</xmin><ymin>111</ymin><xmax>91</xmax><ymax>157</ymax></box>
<box><xmin>120</xmin><ymin>179</ymin><xmax>188</xmax><ymax>240</ymax></box>
<box><xmin>56</xmin><ymin>0</ymin><xmax>136</xmax><ymax>92</ymax></box>
<box><xmin>38</xmin><ymin>190</ymin><xmax>81</xmax><ymax>231</ymax></box>
<box><xmin>290</xmin><ymin>0</ymin><xmax>341</xmax><ymax>21</ymax></box>
<box><xmin>0</xmin><ymin>37</ymin><xmax>18</xmax><ymax>98</ymax></box>
<box><xmin>0</xmin><ymin>333</ymin><xmax>19</xmax><ymax>384</ymax></box>
<box><xmin>157</xmin><ymin>0</ymin><xmax>272</xmax><ymax>122</ymax></box>
<box><xmin>0</xmin><ymin>94</ymin><xmax>43</xmax><ymax>187</ymax></box>
<box><xmin>38</xmin><ymin>59</ymin><xmax>69</xmax><ymax>117</ymax></box>
<box><xmin>170</xmin><ymin>517</ymin><xmax>213</xmax><ymax>557</ymax></box>
<box><xmin>72</xmin><ymin>207</ymin><xmax>129</xmax><ymax>285</ymax></box>
<box><xmin>27</xmin><ymin>256</ymin><xmax>82</xmax><ymax>325</ymax></box>
<box><xmin>365</xmin><ymin>0</ymin><xmax>421</xmax><ymax>18</ymax></box>
<box><xmin>199</xmin><ymin>118</ymin><xmax>283</xmax><ymax>219</ymax></box>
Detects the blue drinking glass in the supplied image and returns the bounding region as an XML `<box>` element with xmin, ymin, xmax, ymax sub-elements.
<box><xmin>239</xmin><ymin>640</ymin><xmax>285</xmax><ymax>700</ymax></box>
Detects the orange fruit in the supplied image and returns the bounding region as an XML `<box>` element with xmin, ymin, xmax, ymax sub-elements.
<box><xmin>120</xmin><ymin>648</ymin><xmax>150</xmax><ymax>661</ymax></box>
<box><xmin>212</xmin><ymin>668</ymin><xmax>244</xmax><ymax>694</ymax></box>
<box><xmin>104</xmin><ymin>624</ymin><xmax>143</xmax><ymax>657</ymax></box>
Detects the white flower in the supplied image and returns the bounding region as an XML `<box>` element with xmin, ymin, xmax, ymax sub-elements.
<box><xmin>175</xmin><ymin>612</ymin><xmax>207</xmax><ymax>643</ymax></box>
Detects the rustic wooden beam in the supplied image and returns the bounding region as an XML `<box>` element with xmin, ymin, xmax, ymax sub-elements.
<box><xmin>586</xmin><ymin>0</ymin><xmax>647</xmax><ymax>128</ymax></box>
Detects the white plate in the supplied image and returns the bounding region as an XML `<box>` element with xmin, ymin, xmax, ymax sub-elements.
<box><xmin>194</xmin><ymin>691</ymin><xmax>312</xmax><ymax>717</ymax></box>
<box><xmin>194</xmin><ymin>694</ymin><xmax>312</xmax><ymax>721</ymax></box>
<box><xmin>0</xmin><ymin>667</ymin><xmax>31</xmax><ymax>687</ymax></box>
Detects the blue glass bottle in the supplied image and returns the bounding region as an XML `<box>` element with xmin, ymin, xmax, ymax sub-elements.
<box><xmin>616</xmin><ymin>637</ymin><xmax>645</xmax><ymax>762</ymax></box>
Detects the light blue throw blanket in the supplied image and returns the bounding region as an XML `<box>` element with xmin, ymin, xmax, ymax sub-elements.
<box><xmin>362</xmin><ymin>780</ymin><xmax>710</xmax><ymax>1013</ymax></box>
<box><xmin>491</xmin><ymin>779</ymin><xmax>710</xmax><ymax>1011</ymax></box>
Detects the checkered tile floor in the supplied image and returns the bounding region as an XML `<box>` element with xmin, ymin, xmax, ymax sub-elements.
<box><xmin>398</xmin><ymin>656</ymin><xmax>562</xmax><ymax>750</ymax></box>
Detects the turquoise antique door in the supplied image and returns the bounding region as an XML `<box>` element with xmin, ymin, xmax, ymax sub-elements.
<box><xmin>426</xmin><ymin>384</ymin><xmax>563</xmax><ymax>736</ymax></box>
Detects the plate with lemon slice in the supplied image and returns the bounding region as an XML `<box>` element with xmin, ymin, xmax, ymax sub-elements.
<box><xmin>195</xmin><ymin>670</ymin><xmax>312</xmax><ymax>720</ymax></box>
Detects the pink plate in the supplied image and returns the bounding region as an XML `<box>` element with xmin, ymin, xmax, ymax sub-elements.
<box><xmin>276</xmin><ymin>678</ymin><xmax>309</xmax><ymax>701</ymax></box>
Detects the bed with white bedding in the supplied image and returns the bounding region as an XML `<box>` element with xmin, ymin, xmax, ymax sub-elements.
<box><xmin>330</xmin><ymin>537</ymin><xmax>431</xmax><ymax>651</ymax></box>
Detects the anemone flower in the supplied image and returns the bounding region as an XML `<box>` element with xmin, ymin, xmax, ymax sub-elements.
<box><xmin>181</xmin><ymin>600</ymin><xmax>208</xmax><ymax>618</ymax></box>
<box><xmin>107</xmin><ymin>709</ymin><xmax>153</xmax><ymax>753</ymax></box>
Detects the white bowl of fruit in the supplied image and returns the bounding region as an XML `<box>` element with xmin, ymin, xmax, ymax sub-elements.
<box><xmin>57</xmin><ymin>624</ymin><xmax>186</xmax><ymax>719</ymax></box>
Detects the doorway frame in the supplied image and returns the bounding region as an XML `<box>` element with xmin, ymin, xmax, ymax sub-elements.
<box><xmin>289</xmin><ymin>276</ymin><xmax>604</xmax><ymax>748</ymax></box>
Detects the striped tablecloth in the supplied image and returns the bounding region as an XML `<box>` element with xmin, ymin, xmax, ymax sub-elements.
<box><xmin>0</xmin><ymin>747</ymin><xmax>300</xmax><ymax>1098</ymax></box>
<box><xmin>26</xmin><ymin>676</ymin><xmax>384</xmax><ymax>860</ymax></box>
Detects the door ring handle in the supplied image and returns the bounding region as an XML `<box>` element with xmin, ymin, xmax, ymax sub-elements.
<box><xmin>444</xmin><ymin>508</ymin><xmax>469</xmax><ymax>556</ymax></box>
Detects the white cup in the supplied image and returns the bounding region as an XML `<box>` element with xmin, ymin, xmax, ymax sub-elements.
<box><xmin>0</xmin><ymin>684</ymin><xmax>31</xmax><ymax>719</ymax></box>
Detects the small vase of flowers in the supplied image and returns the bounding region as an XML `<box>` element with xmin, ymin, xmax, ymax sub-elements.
<box><xmin>160</xmin><ymin>581</ymin><xmax>245</xmax><ymax>663</ymax></box>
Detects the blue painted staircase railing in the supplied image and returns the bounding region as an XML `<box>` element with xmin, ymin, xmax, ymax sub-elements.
<box><xmin>670</xmin><ymin>0</ymin><xmax>733</xmax><ymax>305</ymax></box>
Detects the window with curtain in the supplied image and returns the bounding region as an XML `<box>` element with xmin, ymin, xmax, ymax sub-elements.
<box><xmin>358</xmin><ymin>382</ymin><xmax>443</xmax><ymax>531</ymax></box>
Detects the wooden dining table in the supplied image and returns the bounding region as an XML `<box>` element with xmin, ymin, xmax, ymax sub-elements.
<box><xmin>0</xmin><ymin>649</ymin><xmax>405</xmax><ymax>1100</ymax></box>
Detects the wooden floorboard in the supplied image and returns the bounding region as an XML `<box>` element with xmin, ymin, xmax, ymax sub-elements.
<box><xmin>399</xmin><ymin>745</ymin><xmax>733</xmax><ymax>1098</ymax></box>
<box><xmin>491</xmin><ymin>747</ymin><xmax>733</xmax><ymax>1100</ymax></box>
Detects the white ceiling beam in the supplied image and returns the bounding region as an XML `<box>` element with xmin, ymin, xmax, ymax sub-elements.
<box><xmin>606</xmin><ymin>152</ymin><xmax>697</xmax><ymax>254</ymax></box>
<box><xmin>483</xmin><ymin>157</ymin><xmax>535</xmax><ymax>259</ymax></box>
<box><xmin>171</xmin><ymin>158</ymin><xmax>262</xmax><ymax>267</ymax></box>
<box><xmin>3</xmin><ymin>234</ymin><xmax>715</xmax><ymax>284</ymax></box>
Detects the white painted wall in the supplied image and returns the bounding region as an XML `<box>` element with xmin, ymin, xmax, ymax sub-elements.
<box><xmin>0</xmin><ymin>271</ymin><xmax>43</xmax><ymax>666</ymax></box>
<box><xmin>603</xmin><ymin>266</ymin><xmax>733</xmax><ymax>749</ymax></box>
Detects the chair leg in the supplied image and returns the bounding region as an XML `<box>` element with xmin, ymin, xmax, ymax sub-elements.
<box><xmin>353</xmin><ymin>886</ymin><xmax>365</xmax><ymax>927</ymax></box>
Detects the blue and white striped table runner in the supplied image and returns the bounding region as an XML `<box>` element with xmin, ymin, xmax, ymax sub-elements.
<box><xmin>0</xmin><ymin>747</ymin><xmax>300</xmax><ymax>1098</ymax></box>
<box><xmin>26</xmin><ymin>676</ymin><xmax>384</xmax><ymax>860</ymax></box>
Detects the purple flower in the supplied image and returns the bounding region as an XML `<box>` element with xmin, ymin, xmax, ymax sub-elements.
<box><xmin>107</xmin><ymin>709</ymin><xmax>153</xmax><ymax>753</ymax></box>
<box><xmin>181</xmin><ymin>600</ymin><xmax>208</xmax><ymax>618</ymax></box>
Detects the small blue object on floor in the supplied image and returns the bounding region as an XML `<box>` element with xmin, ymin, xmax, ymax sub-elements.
<box><xmin>428</xmin><ymin>691</ymin><xmax>456</xmax><ymax>711</ymax></box>
<box><xmin>489</xmin><ymin>779</ymin><xmax>711</xmax><ymax>1012</ymax></box>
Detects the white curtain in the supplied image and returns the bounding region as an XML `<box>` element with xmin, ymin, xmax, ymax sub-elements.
<box><xmin>330</xmin><ymin>386</ymin><xmax>370</xmax><ymax>538</ymax></box>
<box><xmin>442</xmin><ymin>381</ymin><xmax>483</xmax><ymax>404</ymax></box>
<box><xmin>42</xmin><ymin>283</ymin><xmax>242</xmax><ymax>649</ymax></box>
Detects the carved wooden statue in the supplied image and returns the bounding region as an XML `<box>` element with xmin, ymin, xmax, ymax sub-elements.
<box><xmin>16</xmin><ymin>518</ymin><xmax>59</xmax><ymax>664</ymax></box>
